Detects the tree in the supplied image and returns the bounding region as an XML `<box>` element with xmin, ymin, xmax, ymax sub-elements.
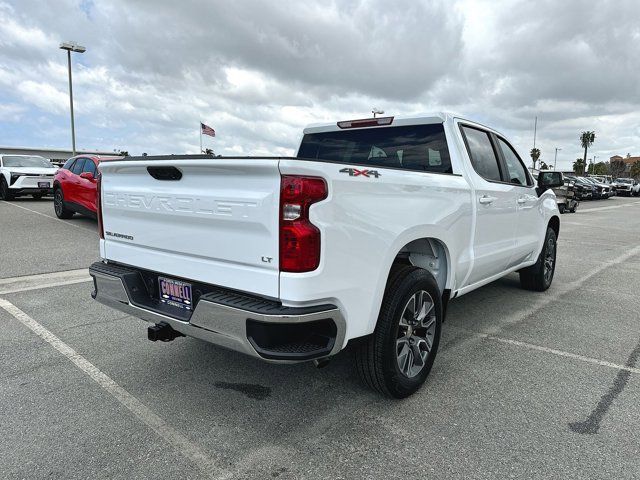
<box><xmin>118</xmin><ymin>150</ymin><xmax>129</xmax><ymax>156</ymax></box>
<box><xmin>539</xmin><ymin>160</ymin><xmax>550</xmax><ymax>170</ymax></box>
<box><xmin>573</xmin><ymin>158</ymin><xmax>585</xmax><ymax>175</ymax></box>
<box><xmin>610</xmin><ymin>159</ymin><xmax>626</xmax><ymax>179</ymax></box>
<box><xmin>580</xmin><ymin>131</ymin><xmax>595</xmax><ymax>174</ymax></box>
<box><xmin>630</xmin><ymin>161</ymin><xmax>640</xmax><ymax>179</ymax></box>
<box><xmin>530</xmin><ymin>148</ymin><xmax>541</xmax><ymax>169</ymax></box>
<box><xmin>587</xmin><ymin>161</ymin><xmax>607</xmax><ymax>175</ymax></box>
<box><xmin>203</xmin><ymin>148</ymin><xmax>215</xmax><ymax>155</ymax></box>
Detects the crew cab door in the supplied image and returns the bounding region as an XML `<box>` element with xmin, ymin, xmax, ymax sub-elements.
<box><xmin>459</xmin><ymin>124</ymin><xmax>518</xmax><ymax>285</ymax></box>
<box><xmin>494</xmin><ymin>136</ymin><xmax>543</xmax><ymax>265</ymax></box>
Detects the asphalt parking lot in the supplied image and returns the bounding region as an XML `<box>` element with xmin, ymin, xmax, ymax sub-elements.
<box><xmin>1</xmin><ymin>196</ymin><xmax>640</xmax><ymax>480</ymax></box>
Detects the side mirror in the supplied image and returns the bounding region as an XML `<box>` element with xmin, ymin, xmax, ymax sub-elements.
<box><xmin>538</xmin><ymin>171</ymin><xmax>564</xmax><ymax>190</ymax></box>
<box><xmin>79</xmin><ymin>172</ymin><xmax>95</xmax><ymax>181</ymax></box>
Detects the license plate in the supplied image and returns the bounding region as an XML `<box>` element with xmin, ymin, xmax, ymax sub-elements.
<box><xmin>38</xmin><ymin>182</ymin><xmax>50</xmax><ymax>188</ymax></box>
<box><xmin>158</xmin><ymin>277</ymin><xmax>192</xmax><ymax>310</ymax></box>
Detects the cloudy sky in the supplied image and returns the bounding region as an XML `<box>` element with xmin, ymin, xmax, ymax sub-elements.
<box><xmin>0</xmin><ymin>0</ymin><xmax>638</xmax><ymax>170</ymax></box>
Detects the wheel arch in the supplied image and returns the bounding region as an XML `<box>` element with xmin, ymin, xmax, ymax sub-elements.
<box><xmin>391</xmin><ymin>237</ymin><xmax>451</xmax><ymax>296</ymax></box>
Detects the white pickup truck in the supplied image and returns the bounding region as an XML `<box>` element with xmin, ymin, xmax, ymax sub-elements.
<box><xmin>90</xmin><ymin>113</ymin><xmax>563</xmax><ymax>398</ymax></box>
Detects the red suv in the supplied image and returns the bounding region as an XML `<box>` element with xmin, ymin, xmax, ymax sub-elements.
<box><xmin>53</xmin><ymin>155</ymin><xmax>122</xmax><ymax>219</ymax></box>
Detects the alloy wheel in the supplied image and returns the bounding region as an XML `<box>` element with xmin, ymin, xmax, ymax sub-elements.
<box><xmin>54</xmin><ymin>190</ymin><xmax>63</xmax><ymax>216</ymax></box>
<box><xmin>543</xmin><ymin>236</ymin><xmax>556</xmax><ymax>283</ymax></box>
<box><xmin>396</xmin><ymin>290</ymin><xmax>437</xmax><ymax>378</ymax></box>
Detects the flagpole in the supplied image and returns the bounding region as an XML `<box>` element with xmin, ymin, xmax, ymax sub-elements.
<box><xmin>199</xmin><ymin>121</ymin><xmax>202</xmax><ymax>153</ymax></box>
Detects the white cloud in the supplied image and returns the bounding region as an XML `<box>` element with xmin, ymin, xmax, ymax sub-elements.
<box><xmin>0</xmin><ymin>0</ymin><xmax>638</xmax><ymax>169</ymax></box>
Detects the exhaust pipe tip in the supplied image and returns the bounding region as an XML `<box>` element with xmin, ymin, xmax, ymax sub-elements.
<box><xmin>148</xmin><ymin>322</ymin><xmax>185</xmax><ymax>342</ymax></box>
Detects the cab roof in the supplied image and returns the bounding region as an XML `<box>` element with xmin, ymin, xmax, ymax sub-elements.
<box><xmin>302</xmin><ymin>112</ymin><xmax>499</xmax><ymax>136</ymax></box>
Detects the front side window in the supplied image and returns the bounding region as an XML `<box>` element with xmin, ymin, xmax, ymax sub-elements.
<box><xmin>460</xmin><ymin>126</ymin><xmax>502</xmax><ymax>182</ymax></box>
<box><xmin>497</xmin><ymin>138</ymin><xmax>531</xmax><ymax>186</ymax></box>
<box><xmin>297</xmin><ymin>124</ymin><xmax>453</xmax><ymax>174</ymax></box>
<box><xmin>71</xmin><ymin>158</ymin><xmax>86</xmax><ymax>175</ymax></box>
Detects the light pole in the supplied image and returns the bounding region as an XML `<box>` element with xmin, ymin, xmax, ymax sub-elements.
<box><xmin>59</xmin><ymin>41</ymin><xmax>86</xmax><ymax>156</ymax></box>
<box><xmin>371</xmin><ymin>108</ymin><xmax>384</xmax><ymax>118</ymax></box>
<box><xmin>554</xmin><ymin>147</ymin><xmax>561</xmax><ymax>171</ymax></box>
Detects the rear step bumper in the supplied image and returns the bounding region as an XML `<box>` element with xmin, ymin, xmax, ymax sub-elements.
<box><xmin>89</xmin><ymin>261</ymin><xmax>346</xmax><ymax>362</ymax></box>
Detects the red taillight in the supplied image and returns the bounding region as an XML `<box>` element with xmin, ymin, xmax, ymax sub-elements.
<box><xmin>279</xmin><ymin>175</ymin><xmax>327</xmax><ymax>273</ymax></box>
<box><xmin>96</xmin><ymin>172</ymin><xmax>104</xmax><ymax>239</ymax></box>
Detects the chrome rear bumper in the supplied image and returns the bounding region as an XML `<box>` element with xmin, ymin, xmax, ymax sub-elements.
<box><xmin>89</xmin><ymin>262</ymin><xmax>345</xmax><ymax>363</ymax></box>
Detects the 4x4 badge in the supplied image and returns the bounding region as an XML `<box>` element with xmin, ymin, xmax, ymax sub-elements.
<box><xmin>339</xmin><ymin>167</ymin><xmax>381</xmax><ymax>178</ymax></box>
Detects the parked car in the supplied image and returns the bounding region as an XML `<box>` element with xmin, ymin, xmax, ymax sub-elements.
<box><xmin>89</xmin><ymin>113</ymin><xmax>563</xmax><ymax>398</ymax></box>
<box><xmin>613</xmin><ymin>178</ymin><xmax>640</xmax><ymax>197</ymax></box>
<box><xmin>0</xmin><ymin>154</ymin><xmax>58</xmax><ymax>200</ymax></box>
<box><xmin>53</xmin><ymin>155</ymin><xmax>123</xmax><ymax>219</ymax></box>
<box><xmin>566</xmin><ymin>176</ymin><xmax>593</xmax><ymax>200</ymax></box>
<box><xmin>581</xmin><ymin>177</ymin><xmax>610</xmax><ymax>199</ymax></box>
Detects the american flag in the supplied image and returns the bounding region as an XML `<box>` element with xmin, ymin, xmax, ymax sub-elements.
<box><xmin>201</xmin><ymin>122</ymin><xmax>216</xmax><ymax>137</ymax></box>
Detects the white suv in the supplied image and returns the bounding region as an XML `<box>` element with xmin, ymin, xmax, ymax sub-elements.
<box><xmin>0</xmin><ymin>154</ymin><xmax>58</xmax><ymax>200</ymax></box>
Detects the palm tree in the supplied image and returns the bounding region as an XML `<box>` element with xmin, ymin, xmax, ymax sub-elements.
<box><xmin>530</xmin><ymin>148</ymin><xmax>541</xmax><ymax>169</ymax></box>
<box><xmin>580</xmin><ymin>131</ymin><xmax>595</xmax><ymax>175</ymax></box>
<box><xmin>573</xmin><ymin>158</ymin><xmax>585</xmax><ymax>175</ymax></box>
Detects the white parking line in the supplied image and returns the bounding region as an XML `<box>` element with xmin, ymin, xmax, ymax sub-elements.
<box><xmin>481</xmin><ymin>243</ymin><xmax>640</xmax><ymax>336</ymax></box>
<box><xmin>577</xmin><ymin>200</ymin><xmax>640</xmax><ymax>213</ymax></box>
<box><xmin>0</xmin><ymin>269</ymin><xmax>92</xmax><ymax>294</ymax></box>
<box><xmin>0</xmin><ymin>298</ymin><xmax>230</xmax><ymax>480</ymax></box>
<box><xmin>477</xmin><ymin>333</ymin><xmax>640</xmax><ymax>375</ymax></box>
<box><xmin>0</xmin><ymin>200</ymin><xmax>96</xmax><ymax>233</ymax></box>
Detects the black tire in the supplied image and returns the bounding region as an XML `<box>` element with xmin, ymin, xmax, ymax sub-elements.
<box><xmin>32</xmin><ymin>193</ymin><xmax>44</xmax><ymax>200</ymax></box>
<box><xmin>0</xmin><ymin>177</ymin><xmax>14</xmax><ymax>200</ymax></box>
<box><xmin>569</xmin><ymin>204</ymin><xmax>577</xmax><ymax>213</ymax></box>
<box><xmin>53</xmin><ymin>187</ymin><xmax>74</xmax><ymax>219</ymax></box>
<box><xmin>355</xmin><ymin>265</ymin><xmax>442</xmax><ymax>398</ymax></box>
<box><xmin>558</xmin><ymin>204</ymin><xmax>566</xmax><ymax>214</ymax></box>
<box><xmin>519</xmin><ymin>227</ymin><xmax>557</xmax><ymax>291</ymax></box>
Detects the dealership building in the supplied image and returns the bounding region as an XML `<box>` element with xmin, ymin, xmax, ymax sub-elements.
<box><xmin>0</xmin><ymin>146</ymin><xmax>121</xmax><ymax>164</ymax></box>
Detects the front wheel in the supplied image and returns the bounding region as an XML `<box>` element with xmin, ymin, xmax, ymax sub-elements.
<box><xmin>519</xmin><ymin>227</ymin><xmax>557</xmax><ymax>291</ymax></box>
<box><xmin>355</xmin><ymin>265</ymin><xmax>442</xmax><ymax>398</ymax></box>
<box><xmin>558</xmin><ymin>204</ymin><xmax>566</xmax><ymax>214</ymax></box>
<box><xmin>53</xmin><ymin>188</ymin><xmax>74</xmax><ymax>219</ymax></box>
<box><xmin>0</xmin><ymin>177</ymin><xmax>14</xmax><ymax>200</ymax></box>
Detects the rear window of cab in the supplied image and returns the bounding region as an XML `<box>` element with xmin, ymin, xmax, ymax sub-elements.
<box><xmin>297</xmin><ymin>124</ymin><xmax>453</xmax><ymax>174</ymax></box>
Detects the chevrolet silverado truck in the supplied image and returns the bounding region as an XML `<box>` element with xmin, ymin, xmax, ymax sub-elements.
<box><xmin>89</xmin><ymin>113</ymin><xmax>563</xmax><ymax>398</ymax></box>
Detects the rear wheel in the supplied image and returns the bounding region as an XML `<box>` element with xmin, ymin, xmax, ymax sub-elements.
<box><xmin>0</xmin><ymin>177</ymin><xmax>14</xmax><ymax>200</ymax></box>
<box><xmin>355</xmin><ymin>265</ymin><xmax>442</xmax><ymax>398</ymax></box>
<box><xmin>519</xmin><ymin>227</ymin><xmax>557</xmax><ymax>291</ymax></box>
<box><xmin>558</xmin><ymin>204</ymin><xmax>566</xmax><ymax>214</ymax></box>
<box><xmin>54</xmin><ymin>188</ymin><xmax>74</xmax><ymax>219</ymax></box>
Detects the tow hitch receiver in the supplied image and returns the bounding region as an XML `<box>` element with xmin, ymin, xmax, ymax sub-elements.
<box><xmin>147</xmin><ymin>322</ymin><xmax>185</xmax><ymax>342</ymax></box>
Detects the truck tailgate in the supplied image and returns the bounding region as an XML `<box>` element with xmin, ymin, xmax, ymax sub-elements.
<box><xmin>99</xmin><ymin>158</ymin><xmax>281</xmax><ymax>298</ymax></box>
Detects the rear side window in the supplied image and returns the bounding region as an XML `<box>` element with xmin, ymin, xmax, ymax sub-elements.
<box><xmin>297</xmin><ymin>124</ymin><xmax>452</xmax><ymax>174</ymax></box>
<box><xmin>62</xmin><ymin>158</ymin><xmax>75</xmax><ymax>170</ymax></box>
<box><xmin>497</xmin><ymin>138</ymin><xmax>531</xmax><ymax>186</ymax></box>
<box><xmin>71</xmin><ymin>158</ymin><xmax>86</xmax><ymax>175</ymax></box>
<box><xmin>82</xmin><ymin>159</ymin><xmax>97</xmax><ymax>176</ymax></box>
<box><xmin>460</xmin><ymin>126</ymin><xmax>501</xmax><ymax>182</ymax></box>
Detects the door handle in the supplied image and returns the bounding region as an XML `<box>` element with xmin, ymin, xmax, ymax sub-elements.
<box><xmin>479</xmin><ymin>195</ymin><xmax>496</xmax><ymax>205</ymax></box>
<box><xmin>517</xmin><ymin>197</ymin><xmax>527</xmax><ymax>205</ymax></box>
